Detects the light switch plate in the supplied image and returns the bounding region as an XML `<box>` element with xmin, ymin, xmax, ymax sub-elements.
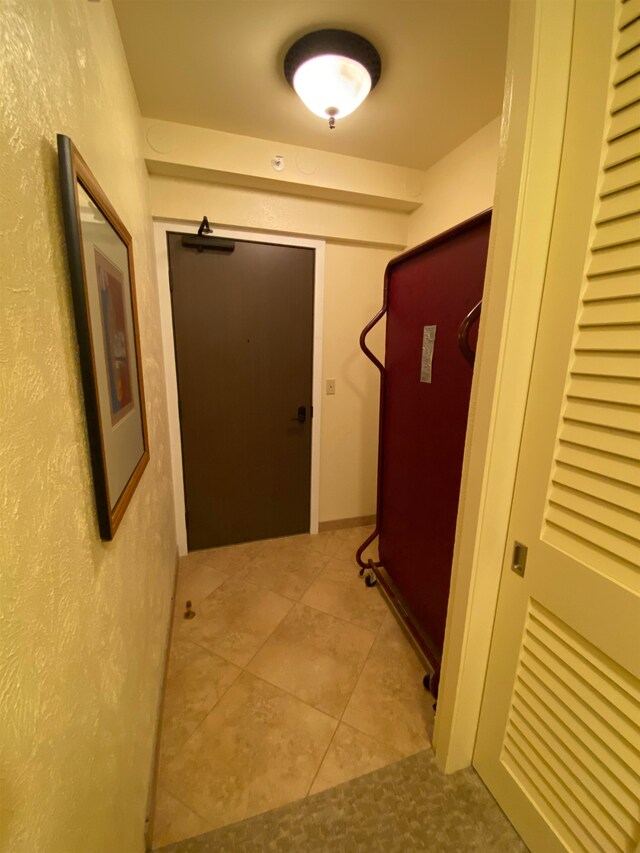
<box><xmin>326</xmin><ymin>379</ymin><xmax>336</xmax><ymax>395</ymax></box>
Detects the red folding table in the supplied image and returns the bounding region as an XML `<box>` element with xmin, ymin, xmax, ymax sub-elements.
<box><xmin>357</xmin><ymin>210</ymin><xmax>493</xmax><ymax>698</ymax></box>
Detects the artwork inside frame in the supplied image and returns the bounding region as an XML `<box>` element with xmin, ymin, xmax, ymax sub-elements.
<box><xmin>57</xmin><ymin>134</ymin><xmax>149</xmax><ymax>540</ymax></box>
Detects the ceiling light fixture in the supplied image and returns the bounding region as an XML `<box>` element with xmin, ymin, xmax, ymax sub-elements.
<box><xmin>284</xmin><ymin>29</ymin><xmax>381</xmax><ymax>130</ymax></box>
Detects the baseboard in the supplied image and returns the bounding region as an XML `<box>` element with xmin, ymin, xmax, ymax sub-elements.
<box><xmin>318</xmin><ymin>515</ymin><xmax>376</xmax><ymax>532</ymax></box>
<box><xmin>144</xmin><ymin>548</ymin><xmax>180</xmax><ymax>852</ymax></box>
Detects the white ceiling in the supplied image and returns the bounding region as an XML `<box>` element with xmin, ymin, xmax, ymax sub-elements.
<box><xmin>113</xmin><ymin>0</ymin><xmax>510</xmax><ymax>171</ymax></box>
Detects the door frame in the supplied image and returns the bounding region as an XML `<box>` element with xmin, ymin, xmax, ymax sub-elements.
<box><xmin>153</xmin><ymin>218</ymin><xmax>325</xmax><ymax>555</ymax></box>
<box><xmin>433</xmin><ymin>0</ymin><xmax>578</xmax><ymax>772</ymax></box>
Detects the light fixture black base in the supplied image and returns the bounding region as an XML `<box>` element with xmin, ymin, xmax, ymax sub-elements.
<box><xmin>284</xmin><ymin>29</ymin><xmax>381</xmax><ymax>91</ymax></box>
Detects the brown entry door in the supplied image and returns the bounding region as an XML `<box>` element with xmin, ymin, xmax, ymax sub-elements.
<box><xmin>168</xmin><ymin>234</ymin><xmax>314</xmax><ymax>551</ymax></box>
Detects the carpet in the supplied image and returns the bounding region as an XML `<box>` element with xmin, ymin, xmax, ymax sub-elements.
<box><xmin>157</xmin><ymin>748</ymin><xmax>527</xmax><ymax>852</ymax></box>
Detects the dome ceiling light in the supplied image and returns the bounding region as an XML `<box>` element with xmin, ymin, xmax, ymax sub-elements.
<box><xmin>284</xmin><ymin>29</ymin><xmax>381</xmax><ymax>130</ymax></box>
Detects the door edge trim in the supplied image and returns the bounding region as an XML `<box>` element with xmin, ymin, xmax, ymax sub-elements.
<box><xmin>153</xmin><ymin>219</ymin><xmax>326</xmax><ymax>554</ymax></box>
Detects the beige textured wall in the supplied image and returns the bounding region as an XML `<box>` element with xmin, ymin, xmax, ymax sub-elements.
<box><xmin>148</xmin><ymin>174</ymin><xmax>409</xmax><ymax>248</ymax></box>
<box><xmin>140</xmin><ymin>117</ymin><xmax>424</xmax><ymax>212</ymax></box>
<box><xmin>0</xmin><ymin>3</ymin><xmax>176</xmax><ymax>852</ymax></box>
<box><xmin>320</xmin><ymin>243</ymin><xmax>392</xmax><ymax>522</ymax></box>
<box><xmin>407</xmin><ymin>116</ymin><xmax>501</xmax><ymax>248</ymax></box>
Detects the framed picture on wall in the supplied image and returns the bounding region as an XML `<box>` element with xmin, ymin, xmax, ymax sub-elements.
<box><xmin>57</xmin><ymin>134</ymin><xmax>149</xmax><ymax>540</ymax></box>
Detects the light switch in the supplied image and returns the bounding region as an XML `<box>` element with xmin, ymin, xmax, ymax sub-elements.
<box><xmin>326</xmin><ymin>379</ymin><xmax>336</xmax><ymax>395</ymax></box>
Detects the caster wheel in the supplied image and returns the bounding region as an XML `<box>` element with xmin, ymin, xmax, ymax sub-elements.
<box><xmin>365</xmin><ymin>572</ymin><xmax>377</xmax><ymax>587</ymax></box>
<box><xmin>425</xmin><ymin>670</ymin><xmax>439</xmax><ymax>701</ymax></box>
<box><xmin>423</xmin><ymin>674</ymin><xmax>438</xmax><ymax>713</ymax></box>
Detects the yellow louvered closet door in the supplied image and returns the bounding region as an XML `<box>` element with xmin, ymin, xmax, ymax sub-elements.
<box><xmin>474</xmin><ymin>0</ymin><xmax>640</xmax><ymax>851</ymax></box>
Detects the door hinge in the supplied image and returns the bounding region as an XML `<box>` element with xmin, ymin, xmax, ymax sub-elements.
<box><xmin>511</xmin><ymin>541</ymin><xmax>528</xmax><ymax>577</ymax></box>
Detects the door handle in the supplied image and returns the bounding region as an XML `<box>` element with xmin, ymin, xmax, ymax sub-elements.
<box><xmin>458</xmin><ymin>299</ymin><xmax>482</xmax><ymax>366</ymax></box>
<box><xmin>292</xmin><ymin>406</ymin><xmax>307</xmax><ymax>424</ymax></box>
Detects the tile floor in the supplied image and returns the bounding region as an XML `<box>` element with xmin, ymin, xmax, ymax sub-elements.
<box><xmin>153</xmin><ymin>526</ymin><xmax>434</xmax><ymax>850</ymax></box>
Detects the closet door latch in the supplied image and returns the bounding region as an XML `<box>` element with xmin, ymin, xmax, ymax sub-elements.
<box><xmin>511</xmin><ymin>541</ymin><xmax>528</xmax><ymax>578</ymax></box>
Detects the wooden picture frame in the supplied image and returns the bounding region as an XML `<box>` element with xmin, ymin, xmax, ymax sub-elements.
<box><xmin>57</xmin><ymin>134</ymin><xmax>149</xmax><ymax>540</ymax></box>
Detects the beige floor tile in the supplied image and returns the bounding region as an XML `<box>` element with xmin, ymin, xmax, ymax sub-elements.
<box><xmin>175</xmin><ymin>559</ymin><xmax>228</xmax><ymax>609</ymax></box>
<box><xmin>319</xmin><ymin>525</ymin><xmax>352</xmax><ymax>539</ymax></box>
<box><xmin>308</xmin><ymin>722</ymin><xmax>407</xmax><ymax>796</ymax></box>
<box><xmin>161</xmin><ymin>672</ymin><xmax>338</xmax><ymax>831</ymax></box>
<box><xmin>183</xmin><ymin>541</ymin><xmax>257</xmax><ymax>573</ymax></box>
<box><xmin>234</xmin><ymin>548</ymin><xmax>328</xmax><ymax>601</ymax></box>
<box><xmin>152</xmin><ymin>786</ymin><xmax>212</xmax><ymax>849</ymax></box>
<box><xmin>159</xmin><ymin>640</ymin><xmax>241</xmax><ymax>762</ymax></box>
<box><xmin>254</xmin><ymin>530</ymin><xmax>344</xmax><ymax>558</ymax></box>
<box><xmin>250</xmin><ymin>534</ymin><xmax>311</xmax><ymax>559</ymax></box>
<box><xmin>342</xmin><ymin>612</ymin><xmax>433</xmax><ymax>756</ymax></box>
<box><xmin>333</xmin><ymin>526</ymin><xmax>378</xmax><ymax>562</ymax></box>
<box><xmin>333</xmin><ymin>539</ymin><xmax>371</xmax><ymax>564</ymax></box>
<box><xmin>172</xmin><ymin>578</ymin><xmax>293</xmax><ymax>667</ymax></box>
<box><xmin>304</xmin><ymin>530</ymin><xmax>345</xmax><ymax>558</ymax></box>
<box><xmin>306</xmin><ymin>525</ymin><xmax>378</xmax><ymax>563</ymax></box>
<box><xmin>328</xmin><ymin>524</ymin><xmax>373</xmax><ymax>539</ymax></box>
<box><xmin>301</xmin><ymin>558</ymin><xmax>389</xmax><ymax>632</ymax></box>
<box><xmin>247</xmin><ymin>603</ymin><xmax>375</xmax><ymax>718</ymax></box>
<box><xmin>155</xmin><ymin>532</ymin><xmax>435</xmax><ymax>844</ymax></box>
<box><xmin>378</xmin><ymin>608</ymin><xmax>430</xmax><ymax>677</ymax></box>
